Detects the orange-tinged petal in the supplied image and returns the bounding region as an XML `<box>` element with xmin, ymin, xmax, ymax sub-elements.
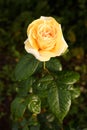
<box><xmin>27</xmin><ymin>19</ymin><xmax>44</xmax><ymax>36</ymax></box>
<box><xmin>28</xmin><ymin>27</ymin><xmax>39</xmax><ymax>50</ymax></box>
<box><xmin>51</xmin><ymin>36</ymin><xmax>68</xmax><ymax>56</ymax></box>
<box><xmin>39</xmin><ymin>50</ymin><xmax>56</xmax><ymax>58</ymax></box>
<box><xmin>24</xmin><ymin>39</ymin><xmax>51</xmax><ymax>61</ymax></box>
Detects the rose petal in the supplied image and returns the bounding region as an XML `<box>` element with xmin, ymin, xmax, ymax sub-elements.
<box><xmin>39</xmin><ymin>50</ymin><xmax>56</xmax><ymax>60</ymax></box>
<box><xmin>24</xmin><ymin>39</ymin><xmax>39</xmax><ymax>56</ymax></box>
<box><xmin>50</xmin><ymin>24</ymin><xmax>68</xmax><ymax>56</ymax></box>
<box><xmin>51</xmin><ymin>36</ymin><xmax>68</xmax><ymax>56</ymax></box>
<box><xmin>24</xmin><ymin>39</ymin><xmax>51</xmax><ymax>61</ymax></box>
<box><xmin>28</xmin><ymin>27</ymin><xmax>39</xmax><ymax>50</ymax></box>
<box><xmin>27</xmin><ymin>19</ymin><xmax>44</xmax><ymax>36</ymax></box>
<box><xmin>61</xmin><ymin>36</ymin><xmax>68</xmax><ymax>54</ymax></box>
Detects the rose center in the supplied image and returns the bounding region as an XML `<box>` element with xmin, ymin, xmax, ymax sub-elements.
<box><xmin>38</xmin><ymin>24</ymin><xmax>55</xmax><ymax>39</ymax></box>
<box><xmin>42</xmin><ymin>31</ymin><xmax>53</xmax><ymax>38</ymax></box>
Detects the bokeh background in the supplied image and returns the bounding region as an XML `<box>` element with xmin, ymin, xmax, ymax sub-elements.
<box><xmin>0</xmin><ymin>0</ymin><xmax>87</xmax><ymax>130</ymax></box>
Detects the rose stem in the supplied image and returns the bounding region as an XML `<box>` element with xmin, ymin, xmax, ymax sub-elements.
<box><xmin>43</xmin><ymin>62</ymin><xmax>46</xmax><ymax>70</ymax></box>
<box><xmin>43</xmin><ymin>62</ymin><xmax>50</xmax><ymax>74</ymax></box>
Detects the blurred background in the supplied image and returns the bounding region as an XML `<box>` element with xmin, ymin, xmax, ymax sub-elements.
<box><xmin>0</xmin><ymin>0</ymin><xmax>87</xmax><ymax>130</ymax></box>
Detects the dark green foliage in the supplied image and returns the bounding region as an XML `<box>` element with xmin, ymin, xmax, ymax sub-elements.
<box><xmin>11</xmin><ymin>54</ymin><xmax>80</xmax><ymax>130</ymax></box>
<box><xmin>15</xmin><ymin>54</ymin><xmax>40</xmax><ymax>81</ymax></box>
<box><xmin>55</xmin><ymin>71</ymin><xmax>80</xmax><ymax>84</ymax></box>
<box><xmin>11</xmin><ymin>97</ymin><xmax>26</xmax><ymax>120</ymax></box>
<box><xmin>17</xmin><ymin>76</ymin><xmax>35</xmax><ymax>97</ymax></box>
<box><xmin>47</xmin><ymin>82</ymin><xmax>71</xmax><ymax>123</ymax></box>
<box><xmin>46</xmin><ymin>58</ymin><xmax>62</xmax><ymax>72</ymax></box>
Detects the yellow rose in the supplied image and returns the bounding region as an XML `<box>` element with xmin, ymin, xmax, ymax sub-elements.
<box><xmin>24</xmin><ymin>16</ymin><xmax>68</xmax><ymax>61</ymax></box>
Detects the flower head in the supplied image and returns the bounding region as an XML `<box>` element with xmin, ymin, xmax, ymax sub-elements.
<box><xmin>24</xmin><ymin>16</ymin><xmax>68</xmax><ymax>61</ymax></box>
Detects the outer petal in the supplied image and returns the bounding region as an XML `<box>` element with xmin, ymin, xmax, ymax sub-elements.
<box><xmin>51</xmin><ymin>25</ymin><xmax>68</xmax><ymax>56</ymax></box>
<box><xmin>53</xmin><ymin>36</ymin><xmax>68</xmax><ymax>56</ymax></box>
<box><xmin>39</xmin><ymin>50</ymin><xmax>56</xmax><ymax>61</ymax></box>
<box><xmin>27</xmin><ymin>19</ymin><xmax>44</xmax><ymax>36</ymax></box>
<box><xmin>24</xmin><ymin>39</ymin><xmax>39</xmax><ymax>57</ymax></box>
<box><xmin>28</xmin><ymin>27</ymin><xmax>39</xmax><ymax>50</ymax></box>
<box><xmin>60</xmin><ymin>36</ymin><xmax>68</xmax><ymax>54</ymax></box>
<box><xmin>24</xmin><ymin>39</ymin><xmax>51</xmax><ymax>61</ymax></box>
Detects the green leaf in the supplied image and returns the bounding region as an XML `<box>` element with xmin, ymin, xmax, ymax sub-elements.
<box><xmin>17</xmin><ymin>76</ymin><xmax>35</xmax><ymax>97</ymax></box>
<box><xmin>48</xmin><ymin>82</ymin><xmax>71</xmax><ymax>123</ymax></box>
<box><xmin>27</xmin><ymin>95</ymin><xmax>41</xmax><ymax>114</ymax></box>
<box><xmin>55</xmin><ymin>71</ymin><xmax>80</xmax><ymax>84</ymax></box>
<box><xmin>46</xmin><ymin>58</ymin><xmax>62</xmax><ymax>72</ymax></box>
<box><xmin>70</xmin><ymin>87</ymin><xmax>81</xmax><ymax>99</ymax></box>
<box><xmin>36</xmin><ymin>80</ymin><xmax>51</xmax><ymax>91</ymax></box>
<box><xmin>15</xmin><ymin>54</ymin><xmax>40</xmax><ymax>81</ymax></box>
<box><xmin>11</xmin><ymin>97</ymin><xmax>26</xmax><ymax>120</ymax></box>
<box><xmin>39</xmin><ymin>75</ymin><xmax>54</xmax><ymax>82</ymax></box>
<box><xmin>46</xmin><ymin>113</ymin><xmax>55</xmax><ymax>122</ymax></box>
<box><xmin>36</xmin><ymin>75</ymin><xmax>53</xmax><ymax>90</ymax></box>
<box><xmin>34</xmin><ymin>75</ymin><xmax>53</xmax><ymax>98</ymax></box>
<box><xmin>56</xmin><ymin>81</ymin><xmax>72</xmax><ymax>90</ymax></box>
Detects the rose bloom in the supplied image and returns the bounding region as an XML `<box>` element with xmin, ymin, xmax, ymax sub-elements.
<box><xmin>24</xmin><ymin>16</ymin><xmax>68</xmax><ymax>61</ymax></box>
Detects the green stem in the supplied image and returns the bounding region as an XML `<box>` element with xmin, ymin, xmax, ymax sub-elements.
<box><xmin>43</xmin><ymin>62</ymin><xmax>50</xmax><ymax>74</ymax></box>
<box><xmin>43</xmin><ymin>62</ymin><xmax>46</xmax><ymax>70</ymax></box>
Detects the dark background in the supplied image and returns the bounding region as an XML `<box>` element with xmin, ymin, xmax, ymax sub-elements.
<box><xmin>0</xmin><ymin>0</ymin><xmax>87</xmax><ymax>129</ymax></box>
